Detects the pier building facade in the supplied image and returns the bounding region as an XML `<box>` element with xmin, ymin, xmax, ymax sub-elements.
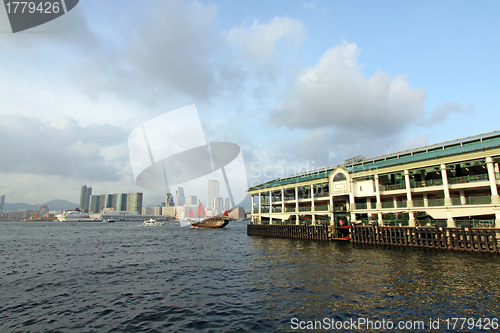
<box><xmin>248</xmin><ymin>130</ymin><xmax>500</xmax><ymax>228</ymax></box>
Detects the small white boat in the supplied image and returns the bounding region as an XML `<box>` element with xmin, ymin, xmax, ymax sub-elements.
<box><xmin>142</xmin><ymin>218</ymin><xmax>165</xmax><ymax>226</ymax></box>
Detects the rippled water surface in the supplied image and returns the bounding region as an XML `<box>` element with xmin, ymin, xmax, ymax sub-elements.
<box><xmin>1</xmin><ymin>221</ymin><xmax>499</xmax><ymax>332</ymax></box>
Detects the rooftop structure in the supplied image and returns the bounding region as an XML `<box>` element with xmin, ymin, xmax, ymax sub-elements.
<box><xmin>248</xmin><ymin>130</ymin><xmax>500</xmax><ymax>228</ymax></box>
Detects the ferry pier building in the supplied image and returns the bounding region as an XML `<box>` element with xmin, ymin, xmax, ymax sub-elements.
<box><xmin>248</xmin><ymin>131</ymin><xmax>500</xmax><ymax>229</ymax></box>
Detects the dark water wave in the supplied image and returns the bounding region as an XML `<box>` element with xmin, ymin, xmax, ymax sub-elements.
<box><xmin>0</xmin><ymin>221</ymin><xmax>499</xmax><ymax>332</ymax></box>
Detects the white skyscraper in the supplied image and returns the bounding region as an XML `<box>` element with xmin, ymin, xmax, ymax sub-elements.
<box><xmin>207</xmin><ymin>180</ymin><xmax>219</xmax><ymax>211</ymax></box>
<box><xmin>214</xmin><ymin>197</ymin><xmax>223</xmax><ymax>216</ymax></box>
<box><xmin>175</xmin><ymin>187</ymin><xmax>185</xmax><ymax>206</ymax></box>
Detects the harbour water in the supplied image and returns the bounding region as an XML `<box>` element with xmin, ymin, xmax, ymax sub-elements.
<box><xmin>1</xmin><ymin>221</ymin><xmax>499</xmax><ymax>332</ymax></box>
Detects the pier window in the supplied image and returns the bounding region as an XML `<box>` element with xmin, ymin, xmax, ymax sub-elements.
<box><xmin>313</xmin><ymin>183</ymin><xmax>329</xmax><ymax>197</ymax></box>
<box><xmin>297</xmin><ymin>186</ymin><xmax>311</xmax><ymax>199</ymax></box>
<box><xmin>379</xmin><ymin>171</ymin><xmax>405</xmax><ymax>191</ymax></box>
<box><xmin>409</xmin><ymin>166</ymin><xmax>443</xmax><ymax>188</ymax></box>
<box><xmin>284</xmin><ymin>188</ymin><xmax>295</xmax><ymax>201</ymax></box>
<box><xmin>447</xmin><ymin>159</ymin><xmax>488</xmax><ymax>184</ymax></box>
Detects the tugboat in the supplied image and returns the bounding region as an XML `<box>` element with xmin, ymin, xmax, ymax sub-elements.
<box><xmin>191</xmin><ymin>210</ymin><xmax>231</xmax><ymax>229</ymax></box>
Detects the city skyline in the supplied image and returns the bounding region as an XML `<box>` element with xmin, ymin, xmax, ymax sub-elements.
<box><xmin>1</xmin><ymin>1</ymin><xmax>499</xmax><ymax>205</ymax></box>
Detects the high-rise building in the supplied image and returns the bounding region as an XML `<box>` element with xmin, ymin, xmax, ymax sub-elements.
<box><xmin>207</xmin><ymin>180</ymin><xmax>219</xmax><ymax>211</ymax></box>
<box><xmin>99</xmin><ymin>194</ymin><xmax>107</xmax><ymax>212</ymax></box>
<box><xmin>79</xmin><ymin>185</ymin><xmax>92</xmax><ymax>212</ymax></box>
<box><xmin>214</xmin><ymin>197</ymin><xmax>223</xmax><ymax>216</ymax></box>
<box><xmin>187</xmin><ymin>195</ymin><xmax>197</xmax><ymax>205</ymax></box>
<box><xmin>0</xmin><ymin>195</ymin><xmax>5</xmax><ymax>211</ymax></box>
<box><xmin>166</xmin><ymin>193</ymin><xmax>175</xmax><ymax>207</ymax></box>
<box><xmin>117</xmin><ymin>193</ymin><xmax>127</xmax><ymax>211</ymax></box>
<box><xmin>127</xmin><ymin>192</ymin><xmax>143</xmax><ymax>214</ymax></box>
<box><xmin>224</xmin><ymin>197</ymin><xmax>230</xmax><ymax>211</ymax></box>
<box><xmin>175</xmin><ymin>187</ymin><xmax>185</xmax><ymax>206</ymax></box>
<box><xmin>38</xmin><ymin>204</ymin><xmax>49</xmax><ymax>216</ymax></box>
<box><xmin>105</xmin><ymin>194</ymin><xmax>113</xmax><ymax>209</ymax></box>
<box><xmin>89</xmin><ymin>195</ymin><xmax>100</xmax><ymax>213</ymax></box>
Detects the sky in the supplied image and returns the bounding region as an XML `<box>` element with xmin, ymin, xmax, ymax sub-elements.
<box><xmin>0</xmin><ymin>0</ymin><xmax>499</xmax><ymax>207</ymax></box>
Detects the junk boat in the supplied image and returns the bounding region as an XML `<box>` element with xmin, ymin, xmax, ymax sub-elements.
<box><xmin>191</xmin><ymin>210</ymin><xmax>231</xmax><ymax>229</ymax></box>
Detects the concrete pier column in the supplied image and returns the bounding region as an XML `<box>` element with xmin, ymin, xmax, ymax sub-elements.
<box><xmin>408</xmin><ymin>211</ymin><xmax>416</xmax><ymax>227</ymax></box>
<box><xmin>312</xmin><ymin>215</ymin><xmax>316</xmax><ymax>226</ymax></box>
<box><xmin>329</xmin><ymin>195</ymin><xmax>333</xmax><ymax>212</ymax></box>
<box><xmin>349</xmin><ymin>192</ymin><xmax>356</xmax><ymax>223</ymax></box>
<box><xmin>404</xmin><ymin>169</ymin><xmax>414</xmax><ymax>208</ymax></box>
<box><xmin>367</xmin><ymin>197</ymin><xmax>372</xmax><ymax>210</ymax></box>
<box><xmin>295</xmin><ymin>187</ymin><xmax>299</xmax><ymax>212</ymax></box>
<box><xmin>281</xmin><ymin>189</ymin><xmax>285</xmax><ymax>214</ymax></box>
<box><xmin>393</xmin><ymin>196</ymin><xmax>398</xmax><ymax>208</ymax></box>
<box><xmin>446</xmin><ymin>210</ymin><xmax>455</xmax><ymax>227</ymax></box>
<box><xmin>423</xmin><ymin>193</ymin><xmax>429</xmax><ymax>207</ymax></box>
<box><xmin>310</xmin><ymin>184</ymin><xmax>315</xmax><ymax>211</ymax></box>
<box><xmin>269</xmin><ymin>190</ymin><xmax>273</xmax><ymax>215</ymax></box>
<box><xmin>441</xmin><ymin>164</ymin><xmax>452</xmax><ymax>206</ymax></box>
<box><xmin>460</xmin><ymin>190</ymin><xmax>466</xmax><ymax>205</ymax></box>
<box><xmin>495</xmin><ymin>209</ymin><xmax>500</xmax><ymax>228</ymax></box>
<box><xmin>251</xmin><ymin>195</ymin><xmax>254</xmax><ymax>214</ymax></box>
<box><xmin>330</xmin><ymin>213</ymin><xmax>334</xmax><ymax>226</ymax></box>
<box><xmin>486</xmin><ymin>157</ymin><xmax>500</xmax><ymax>204</ymax></box>
<box><xmin>258</xmin><ymin>192</ymin><xmax>262</xmax><ymax>216</ymax></box>
<box><xmin>296</xmin><ymin>214</ymin><xmax>300</xmax><ymax>225</ymax></box>
<box><xmin>375</xmin><ymin>174</ymin><xmax>382</xmax><ymax>209</ymax></box>
<box><xmin>269</xmin><ymin>216</ymin><xmax>273</xmax><ymax>225</ymax></box>
<box><xmin>378</xmin><ymin>212</ymin><xmax>383</xmax><ymax>226</ymax></box>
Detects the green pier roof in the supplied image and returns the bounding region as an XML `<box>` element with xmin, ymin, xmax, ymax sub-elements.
<box><xmin>248</xmin><ymin>130</ymin><xmax>500</xmax><ymax>192</ymax></box>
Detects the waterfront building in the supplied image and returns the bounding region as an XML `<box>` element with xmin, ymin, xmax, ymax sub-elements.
<box><xmin>79</xmin><ymin>185</ymin><xmax>92</xmax><ymax>212</ymax></box>
<box><xmin>117</xmin><ymin>193</ymin><xmax>127</xmax><ymax>211</ymax></box>
<box><xmin>166</xmin><ymin>193</ymin><xmax>175</xmax><ymax>207</ymax></box>
<box><xmin>248</xmin><ymin>130</ymin><xmax>500</xmax><ymax>228</ymax></box>
<box><xmin>99</xmin><ymin>194</ymin><xmax>107</xmax><ymax>212</ymax></box>
<box><xmin>0</xmin><ymin>195</ymin><xmax>4</xmax><ymax>211</ymax></box>
<box><xmin>105</xmin><ymin>194</ymin><xmax>113</xmax><ymax>209</ymax></box>
<box><xmin>224</xmin><ymin>197</ymin><xmax>230</xmax><ymax>211</ymax></box>
<box><xmin>89</xmin><ymin>195</ymin><xmax>100</xmax><ymax>213</ymax></box>
<box><xmin>207</xmin><ymin>180</ymin><xmax>219</xmax><ymax>211</ymax></box>
<box><xmin>187</xmin><ymin>195</ymin><xmax>197</xmax><ymax>206</ymax></box>
<box><xmin>175</xmin><ymin>187</ymin><xmax>185</xmax><ymax>206</ymax></box>
<box><xmin>214</xmin><ymin>197</ymin><xmax>223</xmax><ymax>215</ymax></box>
<box><xmin>126</xmin><ymin>192</ymin><xmax>143</xmax><ymax>215</ymax></box>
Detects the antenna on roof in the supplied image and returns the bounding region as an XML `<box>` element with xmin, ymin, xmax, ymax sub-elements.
<box><xmin>343</xmin><ymin>155</ymin><xmax>365</xmax><ymax>167</ymax></box>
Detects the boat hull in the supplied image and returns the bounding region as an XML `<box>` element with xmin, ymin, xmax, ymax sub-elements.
<box><xmin>191</xmin><ymin>218</ymin><xmax>230</xmax><ymax>228</ymax></box>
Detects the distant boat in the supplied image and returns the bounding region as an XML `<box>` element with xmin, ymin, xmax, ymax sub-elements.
<box><xmin>143</xmin><ymin>218</ymin><xmax>165</xmax><ymax>226</ymax></box>
<box><xmin>191</xmin><ymin>209</ymin><xmax>231</xmax><ymax>229</ymax></box>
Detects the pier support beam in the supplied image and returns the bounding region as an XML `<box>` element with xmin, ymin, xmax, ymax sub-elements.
<box><xmin>486</xmin><ymin>157</ymin><xmax>500</xmax><ymax>204</ymax></box>
<box><xmin>408</xmin><ymin>211</ymin><xmax>416</xmax><ymax>227</ymax></box>
<box><xmin>375</xmin><ymin>174</ymin><xmax>382</xmax><ymax>209</ymax></box>
<box><xmin>446</xmin><ymin>210</ymin><xmax>455</xmax><ymax>227</ymax></box>
<box><xmin>404</xmin><ymin>169</ymin><xmax>413</xmax><ymax>208</ymax></box>
<box><xmin>441</xmin><ymin>164</ymin><xmax>453</xmax><ymax>206</ymax></box>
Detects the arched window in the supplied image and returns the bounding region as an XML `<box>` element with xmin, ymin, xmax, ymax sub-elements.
<box><xmin>333</xmin><ymin>173</ymin><xmax>346</xmax><ymax>182</ymax></box>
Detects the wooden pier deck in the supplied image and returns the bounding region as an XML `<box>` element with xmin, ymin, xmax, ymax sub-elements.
<box><xmin>247</xmin><ymin>224</ymin><xmax>500</xmax><ymax>253</ymax></box>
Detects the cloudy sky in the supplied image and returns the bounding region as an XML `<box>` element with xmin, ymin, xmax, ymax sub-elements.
<box><xmin>0</xmin><ymin>0</ymin><xmax>499</xmax><ymax>207</ymax></box>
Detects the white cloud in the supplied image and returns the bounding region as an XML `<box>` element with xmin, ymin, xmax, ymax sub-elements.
<box><xmin>302</xmin><ymin>2</ymin><xmax>317</xmax><ymax>9</ymax></box>
<box><xmin>272</xmin><ymin>41</ymin><xmax>427</xmax><ymax>135</ymax></box>
<box><xmin>423</xmin><ymin>102</ymin><xmax>474</xmax><ymax>125</ymax></box>
<box><xmin>0</xmin><ymin>114</ymin><xmax>128</xmax><ymax>181</ymax></box>
<box><xmin>225</xmin><ymin>16</ymin><xmax>307</xmax><ymax>62</ymax></box>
